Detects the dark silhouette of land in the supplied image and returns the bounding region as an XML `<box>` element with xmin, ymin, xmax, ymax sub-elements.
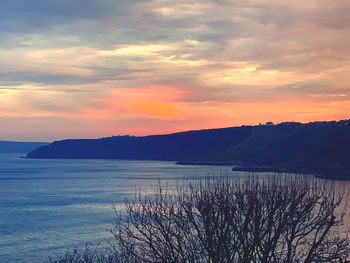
<box><xmin>26</xmin><ymin>119</ymin><xmax>350</xmax><ymax>179</ymax></box>
<box><xmin>0</xmin><ymin>141</ymin><xmax>49</xmax><ymax>153</ymax></box>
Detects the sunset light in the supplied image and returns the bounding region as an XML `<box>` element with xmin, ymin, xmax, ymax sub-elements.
<box><xmin>2</xmin><ymin>2</ymin><xmax>350</xmax><ymax>262</ymax></box>
<box><xmin>0</xmin><ymin>0</ymin><xmax>349</xmax><ymax>141</ymax></box>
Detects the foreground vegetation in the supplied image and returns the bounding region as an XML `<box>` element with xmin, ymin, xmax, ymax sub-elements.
<box><xmin>48</xmin><ymin>175</ymin><xmax>350</xmax><ymax>263</ymax></box>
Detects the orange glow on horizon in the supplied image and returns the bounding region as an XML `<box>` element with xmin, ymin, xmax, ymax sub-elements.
<box><xmin>129</xmin><ymin>102</ymin><xmax>182</xmax><ymax>119</ymax></box>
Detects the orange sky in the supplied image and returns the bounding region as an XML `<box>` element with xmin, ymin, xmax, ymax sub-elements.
<box><xmin>0</xmin><ymin>0</ymin><xmax>349</xmax><ymax>141</ymax></box>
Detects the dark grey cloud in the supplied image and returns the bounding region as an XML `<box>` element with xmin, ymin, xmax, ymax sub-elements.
<box><xmin>1</xmin><ymin>0</ymin><xmax>350</xmax><ymax>49</ymax></box>
<box><xmin>0</xmin><ymin>0</ymin><xmax>138</xmax><ymax>30</ymax></box>
<box><xmin>0</xmin><ymin>0</ymin><xmax>148</xmax><ymax>50</ymax></box>
<box><xmin>0</xmin><ymin>71</ymin><xmax>101</xmax><ymax>85</ymax></box>
<box><xmin>0</xmin><ymin>65</ymin><xmax>149</xmax><ymax>86</ymax></box>
<box><xmin>0</xmin><ymin>86</ymin><xmax>90</xmax><ymax>93</ymax></box>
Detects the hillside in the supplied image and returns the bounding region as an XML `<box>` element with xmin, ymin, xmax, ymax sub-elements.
<box><xmin>210</xmin><ymin>121</ymin><xmax>350</xmax><ymax>174</ymax></box>
<box><xmin>26</xmin><ymin>126</ymin><xmax>252</xmax><ymax>161</ymax></box>
<box><xmin>26</xmin><ymin>120</ymin><xmax>350</xmax><ymax>179</ymax></box>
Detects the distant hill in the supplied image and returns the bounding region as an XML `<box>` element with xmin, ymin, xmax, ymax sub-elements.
<box><xmin>0</xmin><ymin>141</ymin><xmax>49</xmax><ymax>153</ymax></box>
<box><xmin>26</xmin><ymin>120</ymin><xmax>350</xmax><ymax>179</ymax></box>
<box><xmin>26</xmin><ymin>126</ymin><xmax>252</xmax><ymax>161</ymax></box>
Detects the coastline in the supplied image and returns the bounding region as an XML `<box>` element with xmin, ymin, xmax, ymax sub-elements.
<box><xmin>177</xmin><ymin>161</ymin><xmax>350</xmax><ymax>181</ymax></box>
<box><xmin>176</xmin><ymin>161</ymin><xmax>242</xmax><ymax>166</ymax></box>
<box><xmin>231</xmin><ymin>166</ymin><xmax>350</xmax><ymax>181</ymax></box>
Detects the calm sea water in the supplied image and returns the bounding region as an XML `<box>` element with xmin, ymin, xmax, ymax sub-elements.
<box><xmin>0</xmin><ymin>153</ymin><xmax>234</xmax><ymax>263</ymax></box>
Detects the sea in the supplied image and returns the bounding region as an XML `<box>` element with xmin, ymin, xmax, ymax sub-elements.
<box><xmin>0</xmin><ymin>153</ymin><xmax>235</xmax><ymax>263</ymax></box>
<box><xmin>1</xmin><ymin>153</ymin><xmax>350</xmax><ymax>262</ymax></box>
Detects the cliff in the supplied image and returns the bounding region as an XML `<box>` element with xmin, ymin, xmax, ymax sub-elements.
<box><xmin>26</xmin><ymin>120</ymin><xmax>350</xmax><ymax>179</ymax></box>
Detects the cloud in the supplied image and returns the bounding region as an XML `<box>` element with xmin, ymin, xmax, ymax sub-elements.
<box><xmin>0</xmin><ymin>71</ymin><xmax>100</xmax><ymax>85</ymax></box>
<box><xmin>0</xmin><ymin>0</ymin><xmax>350</xmax><ymax>140</ymax></box>
<box><xmin>0</xmin><ymin>0</ymin><xmax>137</xmax><ymax>32</ymax></box>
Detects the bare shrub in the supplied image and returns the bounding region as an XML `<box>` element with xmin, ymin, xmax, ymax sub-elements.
<box><xmin>111</xmin><ymin>175</ymin><xmax>350</xmax><ymax>263</ymax></box>
<box><xmin>46</xmin><ymin>246</ymin><xmax>121</xmax><ymax>263</ymax></box>
<box><xmin>47</xmin><ymin>174</ymin><xmax>350</xmax><ymax>263</ymax></box>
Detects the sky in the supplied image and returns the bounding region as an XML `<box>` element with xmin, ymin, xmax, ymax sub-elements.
<box><xmin>0</xmin><ymin>0</ymin><xmax>350</xmax><ymax>141</ymax></box>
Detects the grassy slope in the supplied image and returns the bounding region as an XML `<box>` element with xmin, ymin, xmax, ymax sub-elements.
<box><xmin>202</xmin><ymin>121</ymin><xmax>350</xmax><ymax>173</ymax></box>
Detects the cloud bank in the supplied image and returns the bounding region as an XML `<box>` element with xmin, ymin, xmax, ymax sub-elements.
<box><xmin>0</xmin><ymin>0</ymin><xmax>349</xmax><ymax>141</ymax></box>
